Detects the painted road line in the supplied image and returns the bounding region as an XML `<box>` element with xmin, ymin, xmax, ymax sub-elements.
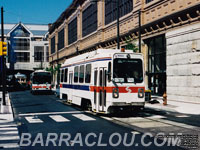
<box><xmin>146</xmin><ymin>115</ymin><xmax>167</xmax><ymax>119</ymax></box>
<box><xmin>19</xmin><ymin>111</ymin><xmax>81</xmax><ymax>116</ymax></box>
<box><xmin>130</xmin><ymin>121</ymin><xmax>172</xmax><ymax>128</ymax></box>
<box><xmin>112</xmin><ymin>117</ymin><xmax>171</xmax><ymax>128</ymax></box>
<box><xmin>72</xmin><ymin>114</ymin><xmax>96</xmax><ymax>121</ymax></box>
<box><xmin>100</xmin><ymin>116</ymin><xmax>113</xmax><ymax>121</ymax></box>
<box><xmin>49</xmin><ymin>115</ymin><xmax>70</xmax><ymax>122</ymax></box>
<box><xmin>0</xmin><ymin>124</ymin><xmax>17</xmax><ymax>128</ymax></box>
<box><xmin>175</xmin><ymin>115</ymin><xmax>189</xmax><ymax>118</ymax></box>
<box><xmin>25</xmin><ymin>116</ymin><xmax>43</xmax><ymax>123</ymax></box>
<box><xmin>112</xmin><ymin>117</ymin><xmax>145</xmax><ymax>122</ymax></box>
<box><xmin>0</xmin><ymin>136</ymin><xmax>19</xmax><ymax>141</ymax></box>
<box><xmin>0</xmin><ymin>143</ymin><xmax>20</xmax><ymax>149</ymax></box>
<box><xmin>0</xmin><ymin>127</ymin><xmax>18</xmax><ymax>131</ymax></box>
<box><xmin>0</xmin><ymin>131</ymin><xmax>18</xmax><ymax>135</ymax></box>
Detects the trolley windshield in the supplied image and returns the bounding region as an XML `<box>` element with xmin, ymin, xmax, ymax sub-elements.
<box><xmin>113</xmin><ymin>58</ymin><xmax>143</xmax><ymax>83</ymax></box>
<box><xmin>32</xmin><ymin>72</ymin><xmax>51</xmax><ymax>84</ymax></box>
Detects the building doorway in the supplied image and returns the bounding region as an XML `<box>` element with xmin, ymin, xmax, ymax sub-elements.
<box><xmin>146</xmin><ymin>35</ymin><xmax>166</xmax><ymax>96</ymax></box>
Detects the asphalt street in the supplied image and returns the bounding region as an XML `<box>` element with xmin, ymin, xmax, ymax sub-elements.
<box><xmin>9</xmin><ymin>91</ymin><xmax>200</xmax><ymax>150</ymax></box>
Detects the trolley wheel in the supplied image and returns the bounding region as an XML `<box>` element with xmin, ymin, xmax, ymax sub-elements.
<box><xmin>81</xmin><ymin>99</ymin><xmax>91</xmax><ymax>111</ymax></box>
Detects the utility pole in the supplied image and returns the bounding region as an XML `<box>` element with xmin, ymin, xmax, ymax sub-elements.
<box><xmin>1</xmin><ymin>7</ymin><xmax>6</xmax><ymax>105</ymax></box>
<box><xmin>138</xmin><ymin>9</ymin><xmax>141</xmax><ymax>53</ymax></box>
<box><xmin>116</xmin><ymin>0</ymin><xmax>120</xmax><ymax>49</ymax></box>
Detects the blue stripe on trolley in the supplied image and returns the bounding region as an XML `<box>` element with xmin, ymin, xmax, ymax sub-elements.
<box><xmin>62</xmin><ymin>84</ymin><xmax>90</xmax><ymax>91</ymax></box>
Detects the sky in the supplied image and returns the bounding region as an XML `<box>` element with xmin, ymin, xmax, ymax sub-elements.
<box><xmin>1</xmin><ymin>0</ymin><xmax>73</xmax><ymax>24</ymax></box>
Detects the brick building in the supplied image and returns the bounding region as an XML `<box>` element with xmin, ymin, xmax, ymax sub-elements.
<box><xmin>48</xmin><ymin>0</ymin><xmax>200</xmax><ymax>104</ymax></box>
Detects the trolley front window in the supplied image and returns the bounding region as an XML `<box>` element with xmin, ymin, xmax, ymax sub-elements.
<box><xmin>113</xmin><ymin>58</ymin><xmax>143</xmax><ymax>83</ymax></box>
<box><xmin>32</xmin><ymin>73</ymin><xmax>51</xmax><ymax>84</ymax></box>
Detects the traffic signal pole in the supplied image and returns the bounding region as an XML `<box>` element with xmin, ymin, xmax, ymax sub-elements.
<box><xmin>1</xmin><ymin>7</ymin><xmax>6</xmax><ymax>106</ymax></box>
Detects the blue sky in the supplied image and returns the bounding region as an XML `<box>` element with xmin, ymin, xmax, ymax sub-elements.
<box><xmin>1</xmin><ymin>0</ymin><xmax>73</xmax><ymax>24</ymax></box>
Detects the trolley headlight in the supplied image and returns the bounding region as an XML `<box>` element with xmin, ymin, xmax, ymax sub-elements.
<box><xmin>113</xmin><ymin>88</ymin><xmax>119</xmax><ymax>98</ymax></box>
<box><xmin>138</xmin><ymin>88</ymin><xmax>144</xmax><ymax>98</ymax></box>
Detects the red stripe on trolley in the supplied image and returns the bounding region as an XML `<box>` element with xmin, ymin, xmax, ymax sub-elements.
<box><xmin>32</xmin><ymin>86</ymin><xmax>47</xmax><ymax>88</ymax></box>
<box><xmin>90</xmin><ymin>86</ymin><xmax>145</xmax><ymax>93</ymax></box>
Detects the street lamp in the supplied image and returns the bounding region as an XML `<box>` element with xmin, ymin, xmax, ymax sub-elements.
<box><xmin>90</xmin><ymin>0</ymin><xmax>120</xmax><ymax>49</ymax></box>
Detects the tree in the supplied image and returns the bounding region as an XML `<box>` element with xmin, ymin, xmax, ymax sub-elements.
<box><xmin>125</xmin><ymin>37</ymin><xmax>138</xmax><ymax>52</ymax></box>
<box><xmin>45</xmin><ymin>64</ymin><xmax>61</xmax><ymax>75</ymax></box>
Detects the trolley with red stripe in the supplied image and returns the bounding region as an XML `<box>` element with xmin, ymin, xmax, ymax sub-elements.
<box><xmin>60</xmin><ymin>49</ymin><xmax>145</xmax><ymax>113</ymax></box>
<box><xmin>30</xmin><ymin>70</ymin><xmax>52</xmax><ymax>94</ymax></box>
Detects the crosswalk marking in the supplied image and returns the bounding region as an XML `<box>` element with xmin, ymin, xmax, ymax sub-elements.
<box><xmin>49</xmin><ymin>115</ymin><xmax>70</xmax><ymax>122</ymax></box>
<box><xmin>0</xmin><ymin>136</ymin><xmax>20</xmax><ymax>141</ymax></box>
<box><xmin>23</xmin><ymin>113</ymin><xmax>96</xmax><ymax>123</ymax></box>
<box><xmin>19</xmin><ymin>111</ymin><xmax>81</xmax><ymax>116</ymax></box>
<box><xmin>0</xmin><ymin>124</ymin><xmax>20</xmax><ymax>150</ymax></box>
<box><xmin>0</xmin><ymin>127</ymin><xmax>18</xmax><ymax>131</ymax></box>
<box><xmin>0</xmin><ymin>131</ymin><xmax>18</xmax><ymax>135</ymax></box>
<box><xmin>0</xmin><ymin>143</ymin><xmax>20</xmax><ymax>149</ymax></box>
<box><xmin>72</xmin><ymin>114</ymin><xmax>96</xmax><ymax>121</ymax></box>
<box><xmin>25</xmin><ymin>116</ymin><xmax>43</xmax><ymax>123</ymax></box>
<box><xmin>0</xmin><ymin>124</ymin><xmax>17</xmax><ymax>127</ymax></box>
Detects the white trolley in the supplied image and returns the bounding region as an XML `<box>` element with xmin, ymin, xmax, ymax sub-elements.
<box><xmin>30</xmin><ymin>70</ymin><xmax>52</xmax><ymax>94</ymax></box>
<box><xmin>60</xmin><ymin>49</ymin><xmax>145</xmax><ymax>113</ymax></box>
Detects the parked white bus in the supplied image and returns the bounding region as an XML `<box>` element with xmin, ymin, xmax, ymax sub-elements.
<box><xmin>60</xmin><ymin>49</ymin><xmax>145</xmax><ymax>113</ymax></box>
<box><xmin>30</xmin><ymin>70</ymin><xmax>52</xmax><ymax>94</ymax></box>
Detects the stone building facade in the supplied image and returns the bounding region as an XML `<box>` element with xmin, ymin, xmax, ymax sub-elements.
<box><xmin>48</xmin><ymin>0</ymin><xmax>200</xmax><ymax>104</ymax></box>
<box><xmin>166</xmin><ymin>23</ymin><xmax>200</xmax><ymax>103</ymax></box>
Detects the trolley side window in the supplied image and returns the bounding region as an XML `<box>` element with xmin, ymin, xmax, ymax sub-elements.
<box><xmin>85</xmin><ymin>64</ymin><xmax>91</xmax><ymax>83</ymax></box>
<box><xmin>61</xmin><ymin>69</ymin><xmax>64</xmax><ymax>82</ymax></box>
<box><xmin>64</xmin><ymin>68</ymin><xmax>68</xmax><ymax>83</ymax></box>
<box><xmin>79</xmin><ymin>65</ymin><xmax>85</xmax><ymax>83</ymax></box>
<box><xmin>74</xmin><ymin>66</ymin><xmax>79</xmax><ymax>83</ymax></box>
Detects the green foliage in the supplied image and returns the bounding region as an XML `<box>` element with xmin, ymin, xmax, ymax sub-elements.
<box><xmin>45</xmin><ymin>64</ymin><xmax>61</xmax><ymax>75</ymax></box>
<box><xmin>125</xmin><ymin>37</ymin><xmax>138</xmax><ymax>52</ymax></box>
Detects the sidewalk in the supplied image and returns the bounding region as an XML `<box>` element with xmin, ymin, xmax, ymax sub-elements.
<box><xmin>145</xmin><ymin>96</ymin><xmax>200</xmax><ymax>115</ymax></box>
<box><xmin>0</xmin><ymin>92</ymin><xmax>20</xmax><ymax>150</ymax></box>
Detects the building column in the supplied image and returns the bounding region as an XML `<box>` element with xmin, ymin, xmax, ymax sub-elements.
<box><xmin>77</xmin><ymin>6</ymin><xmax>82</xmax><ymax>49</ymax></box>
<box><xmin>97</xmin><ymin>0</ymin><xmax>105</xmax><ymax>43</ymax></box>
<box><xmin>55</xmin><ymin>29</ymin><xmax>58</xmax><ymax>54</ymax></box>
<box><xmin>64</xmin><ymin>20</ymin><xmax>68</xmax><ymax>47</ymax></box>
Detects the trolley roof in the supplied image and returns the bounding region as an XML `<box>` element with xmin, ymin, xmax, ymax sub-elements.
<box><xmin>62</xmin><ymin>49</ymin><xmax>143</xmax><ymax>68</ymax></box>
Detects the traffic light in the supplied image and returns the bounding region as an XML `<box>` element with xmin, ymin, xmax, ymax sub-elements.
<box><xmin>0</xmin><ymin>41</ymin><xmax>7</xmax><ymax>56</ymax></box>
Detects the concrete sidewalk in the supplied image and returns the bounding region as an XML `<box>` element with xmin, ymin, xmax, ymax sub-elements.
<box><xmin>0</xmin><ymin>92</ymin><xmax>20</xmax><ymax>150</ymax></box>
<box><xmin>145</xmin><ymin>96</ymin><xmax>200</xmax><ymax>115</ymax></box>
